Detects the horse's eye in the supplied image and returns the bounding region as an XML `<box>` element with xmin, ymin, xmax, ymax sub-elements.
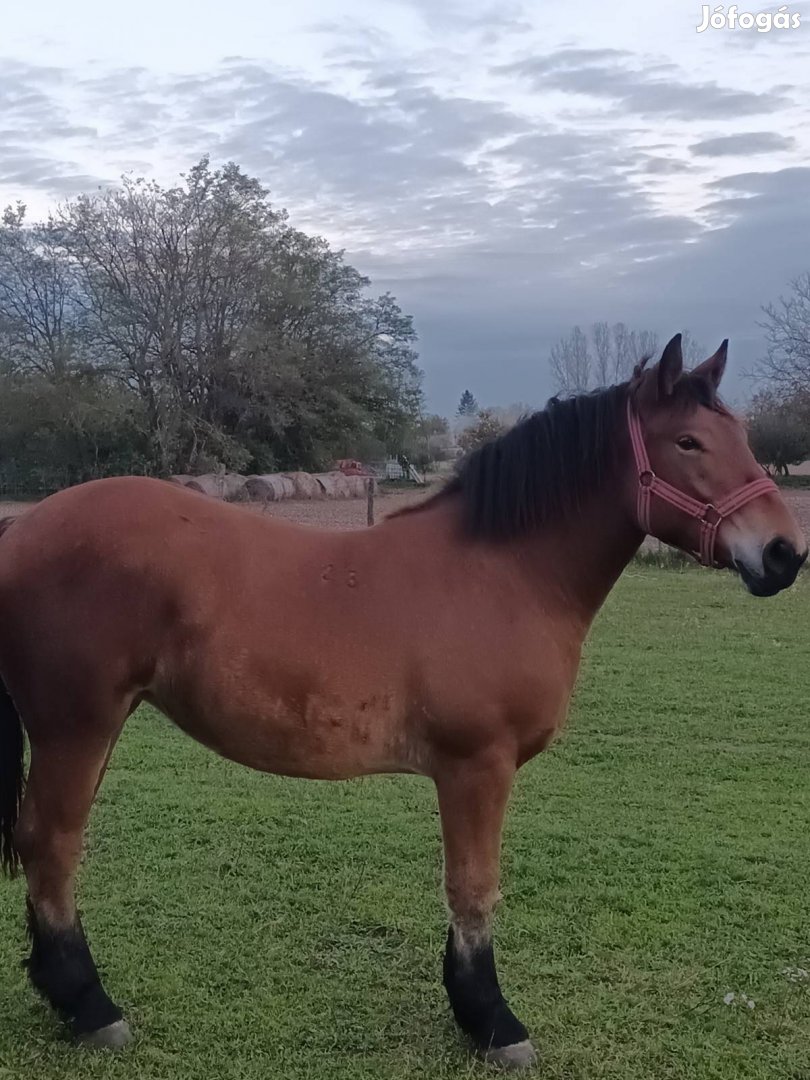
<box><xmin>677</xmin><ymin>435</ymin><xmax>702</xmax><ymax>451</ymax></box>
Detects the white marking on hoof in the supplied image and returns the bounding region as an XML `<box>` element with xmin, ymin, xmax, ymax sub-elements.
<box><xmin>78</xmin><ymin>1019</ymin><xmax>132</xmax><ymax>1050</ymax></box>
<box><xmin>483</xmin><ymin>1039</ymin><xmax>537</xmax><ymax>1069</ymax></box>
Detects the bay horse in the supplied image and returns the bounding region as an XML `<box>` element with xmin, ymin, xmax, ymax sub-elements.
<box><xmin>0</xmin><ymin>335</ymin><xmax>805</xmax><ymax>1068</ymax></box>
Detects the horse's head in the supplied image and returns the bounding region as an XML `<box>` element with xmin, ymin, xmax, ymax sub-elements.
<box><xmin>627</xmin><ymin>333</ymin><xmax>807</xmax><ymax>596</ymax></box>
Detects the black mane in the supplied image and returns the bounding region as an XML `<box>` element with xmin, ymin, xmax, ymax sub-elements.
<box><xmin>392</xmin><ymin>369</ymin><xmax>726</xmax><ymax>541</ymax></box>
<box><xmin>440</xmin><ymin>383</ymin><xmax>630</xmax><ymax>541</ymax></box>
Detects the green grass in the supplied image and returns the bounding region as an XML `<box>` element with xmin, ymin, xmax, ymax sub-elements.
<box><xmin>2</xmin><ymin>566</ymin><xmax>810</xmax><ymax>1079</ymax></box>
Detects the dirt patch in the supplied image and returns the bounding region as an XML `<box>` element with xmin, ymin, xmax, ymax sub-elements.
<box><xmin>782</xmin><ymin>489</ymin><xmax>810</xmax><ymax>537</ymax></box>
<box><xmin>0</xmin><ymin>500</ymin><xmax>37</xmax><ymax>520</ymax></box>
<box><xmin>242</xmin><ymin>485</ymin><xmax>433</xmax><ymax>530</ymax></box>
<box><xmin>0</xmin><ymin>486</ymin><xmax>435</xmax><ymax>532</ymax></box>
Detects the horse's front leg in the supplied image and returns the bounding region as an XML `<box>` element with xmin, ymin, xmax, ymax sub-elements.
<box><xmin>436</xmin><ymin>752</ymin><xmax>536</xmax><ymax>1069</ymax></box>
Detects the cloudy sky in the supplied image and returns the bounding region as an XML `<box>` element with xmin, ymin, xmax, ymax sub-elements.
<box><xmin>3</xmin><ymin>0</ymin><xmax>809</xmax><ymax>413</ymax></box>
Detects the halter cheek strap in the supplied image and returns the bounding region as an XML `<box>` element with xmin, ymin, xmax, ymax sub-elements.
<box><xmin>626</xmin><ymin>399</ymin><xmax>778</xmax><ymax>567</ymax></box>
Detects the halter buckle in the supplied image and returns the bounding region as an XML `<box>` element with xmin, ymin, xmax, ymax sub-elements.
<box><xmin>699</xmin><ymin>505</ymin><xmax>722</xmax><ymax>529</ymax></box>
<box><xmin>639</xmin><ymin>469</ymin><xmax>655</xmax><ymax>488</ymax></box>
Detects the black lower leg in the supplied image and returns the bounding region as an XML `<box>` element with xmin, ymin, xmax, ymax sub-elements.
<box><xmin>26</xmin><ymin>899</ymin><xmax>122</xmax><ymax>1036</ymax></box>
<box><xmin>443</xmin><ymin>925</ymin><xmax>528</xmax><ymax>1052</ymax></box>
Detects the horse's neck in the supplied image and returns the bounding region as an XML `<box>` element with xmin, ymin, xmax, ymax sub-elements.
<box><xmin>508</xmin><ymin>486</ymin><xmax>643</xmax><ymax>627</ymax></box>
<box><xmin>382</xmin><ymin>485</ymin><xmax>642</xmax><ymax>631</ymax></box>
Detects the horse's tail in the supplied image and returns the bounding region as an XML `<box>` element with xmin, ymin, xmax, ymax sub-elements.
<box><xmin>0</xmin><ymin>679</ymin><xmax>24</xmax><ymax>877</ymax></box>
<box><xmin>0</xmin><ymin>514</ymin><xmax>25</xmax><ymax>876</ymax></box>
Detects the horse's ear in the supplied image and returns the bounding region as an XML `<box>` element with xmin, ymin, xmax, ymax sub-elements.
<box><xmin>657</xmin><ymin>333</ymin><xmax>683</xmax><ymax>397</ymax></box>
<box><xmin>692</xmin><ymin>339</ymin><xmax>728</xmax><ymax>390</ymax></box>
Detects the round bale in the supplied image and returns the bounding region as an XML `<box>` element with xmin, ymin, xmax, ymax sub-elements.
<box><xmin>313</xmin><ymin>472</ymin><xmax>352</xmax><ymax>498</ymax></box>
<box><xmin>244</xmin><ymin>474</ymin><xmax>296</xmax><ymax>502</ymax></box>
<box><xmin>283</xmin><ymin>472</ymin><xmax>322</xmax><ymax>500</ymax></box>
<box><xmin>343</xmin><ymin>475</ymin><xmax>369</xmax><ymax>498</ymax></box>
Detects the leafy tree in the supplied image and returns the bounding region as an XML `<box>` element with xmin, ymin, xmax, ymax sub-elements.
<box><xmin>457</xmin><ymin>409</ymin><xmax>507</xmax><ymax>454</ymax></box>
<box><xmin>402</xmin><ymin>413</ymin><xmax>452</xmax><ymax>469</ymax></box>
<box><xmin>746</xmin><ymin>390</ymin><xmax>810</xmax><ymax>476</ymax></box>
<box><xmin>0</xmin><ymin>158</ymin><xmax>424</xmax><ymax>490</ymax></box>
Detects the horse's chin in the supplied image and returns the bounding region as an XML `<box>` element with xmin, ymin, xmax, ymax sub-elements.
<box><xmin>734</xmin><ymin>560</ymin><xmax>784</xmax><ymax>598</ymax></box>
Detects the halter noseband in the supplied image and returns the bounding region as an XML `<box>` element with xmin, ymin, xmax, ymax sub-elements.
<box><xmin>626</xmin><ymin>398</ymin><xmax>778</xmax><ymax>567</ymax></box>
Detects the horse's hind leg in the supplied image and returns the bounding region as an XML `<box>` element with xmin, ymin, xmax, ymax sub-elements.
<box><xmin>14</xmin><ymin>730</ymin><xmax>130</xmax><ymax>1048</ymax></box>
<box><xmin>436</xmin><ymin>754</ymin><xmax>536</xmax><ymax>1070</ymax></box>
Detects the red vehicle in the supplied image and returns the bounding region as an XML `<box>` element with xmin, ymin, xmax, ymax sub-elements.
<box><xmin>335</xmin><ymin>458</ymin><xmax>372</xmax><ymax>476</ymax></box>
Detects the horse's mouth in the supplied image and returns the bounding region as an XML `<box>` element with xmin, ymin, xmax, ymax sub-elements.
<box><xmin>734</xmin><ymin>560</ymin><xmax>789</xmax><ymax>598</ymax></box>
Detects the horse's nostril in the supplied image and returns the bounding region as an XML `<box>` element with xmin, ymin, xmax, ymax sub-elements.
<box><xmin>763</xmin><ymin>537</ymin><xmax>796</xmax><ymax>578</ymax></box>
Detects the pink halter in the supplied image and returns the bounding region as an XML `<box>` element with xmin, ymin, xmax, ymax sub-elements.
<box><xmin>626</xmin><ymin>398</ymin><xmax>778</xmax><ymax>567</ymax></box>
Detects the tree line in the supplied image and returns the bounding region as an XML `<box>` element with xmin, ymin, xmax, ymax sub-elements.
<box><xmin>457</xmin><ymin>295</ymin><xmax>810</xmax><ymax>474</ymax></box>
<box><xmin>545</xmin><ymin>304</ymin><xmax>810</xmax><ymax>475</ymax></box>
<box><xmin>0</xmin><ymin>158</ymin><xmax>424</xmax><ymax>493</ymax></box>
<box><xmin>4</xmin><ymin>155</ymin><xmax>809</xmax><ymax>491</ymax></box>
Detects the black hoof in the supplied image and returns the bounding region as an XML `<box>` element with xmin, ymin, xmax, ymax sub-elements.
<box><xmin>78</xmin><ymin>1019</ymin><xmax>132</xmax><ymax>1051</ymax></box>
<box><xmin>484</xmin><ymin>1039</ymin><xmax>537</xmax><ymax>1069</ymax></box>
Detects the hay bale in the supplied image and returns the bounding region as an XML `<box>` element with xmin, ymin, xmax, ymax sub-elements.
<box><xmin>184</xmin><ymin>475</ymin><xmax>223</xmax><ymax>497</ymax></box>
<box><xmin>282</xmin><ymin>471</ymin><xmax>322</xmax><ymax>500</ymax></box>
<box><xmin>181</xmin><ymin>473</ymin><xmax>247</xmax><ymax>500</ymax></box>
<box><xmin>243</xmin><ymin>475</ymin><xmax>269</xmax><ymax>500</ymax></box>
<box><xmin>221</xmin><ymin>474</ymin><xmax>248</xmax><ymax>501</ymax></box>
<box><xmin>244</xmin><ymin>474</ymin><xmax>296</xmax><ymax>502</ymax></box>
<box><xmin>342</xmin><ymin>475</ymin><xmax>370</xmax><ymax>498</ymax></box>
<box><xmin>313</xmin><ymin>472</ymin><xmax>352</xmax><ymax>498</ymax></box>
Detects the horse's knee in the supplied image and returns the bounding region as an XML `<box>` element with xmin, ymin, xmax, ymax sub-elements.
<box><xmin>11</xmin><ymin>795</ymin><xmax>41</xmax><ymax>869</ymax></box>
<box><xmin>12</xmin><ymin>820</ymin><xmax>34</xmax><ymax>869</ymax></box>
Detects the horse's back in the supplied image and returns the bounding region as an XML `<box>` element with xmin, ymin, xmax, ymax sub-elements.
<box><xmin>0</xmin><ymin>477</ymin><xmax>313</xmax><ymax>692</ymax></box>
<box><xmin>0</xmin><ymin>477</ymin><xmax>429</xmax><ymax>770</ymax></box>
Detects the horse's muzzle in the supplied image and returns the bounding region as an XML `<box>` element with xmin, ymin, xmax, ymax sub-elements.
<box><xmin>736</xmin><ymin>537</ymin><xmax>808</xmax><ymax>596</ymax></box>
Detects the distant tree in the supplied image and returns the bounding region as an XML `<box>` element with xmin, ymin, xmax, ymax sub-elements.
<box><xmin>457</xmin><ymin>389</ymin><xmax>479</xmax><ymax>416</ymax></box>
<box><xmin>549</xmin><ymin>322</ymin><xmax>661</xmax><ymax>394</ymax></box>
<box><xmin>755</xmin><ymin>272</ymin><xmax>810</xmax><ymax>393</ymax></box>
<box><xmin>0</xmin><ymin>204</ymin><xmax>85</xmax><ymax>381</ymax></box>
<box><xmin>549</xmin><ymin>325</ymin><xmax>591</xmax><ymax>394</ymax></box>
<box><xmin>487</xmin><ymin>402</ymin><xmax>534</xmax><ymax>428</ymax></box>
<box><xmin>457</xmin><ymin>408</ymin><xmax>507</xmax><ymax>454</ymax></box>
<box><xmin>680</xmin><ymin>329</ymin><xmax>706</xmax><ymax>367</ymax></box>
<box><xmin>402</xmin><ymin>413</ymin><xmax>452</xmax><ymax>469</ymax></box>
<box><xmin>746</xmin><ymin>389</ymin><xmax>810</xmax><ymax>476</ymax></box>
<box><xmin>548</xmin><ymin>322</ymin><xmax>712</xmax><ymax>394</ymax></box>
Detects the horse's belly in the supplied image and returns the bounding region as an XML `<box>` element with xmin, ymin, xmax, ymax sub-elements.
<box><xmin>149</xmin><ymin>681</ymin><xmax>421</xmax><ymax>780</ymax></box>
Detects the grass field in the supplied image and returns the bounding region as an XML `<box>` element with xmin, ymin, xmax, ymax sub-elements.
<box><xmin>1</xmin><ymin>564</ymin><xmax>810</xmax><ymax>1079</ymax></box>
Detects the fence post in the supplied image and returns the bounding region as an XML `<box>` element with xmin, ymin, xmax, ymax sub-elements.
<box><xmin>367</xmin><ymin>477</ymin><xmax>375</xmax><ymax>526</ymax></box>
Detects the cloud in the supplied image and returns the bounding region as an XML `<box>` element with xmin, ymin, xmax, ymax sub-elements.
<box><xmin>499</xmin><ymin>48</ymin><xmax>791</xmax><ymax>119</ymax></box>
<box><xmin>641</xmin><ymin>156</ymin><xmax>694</xmax><ymax>174</ymax></box>
<box><xmin>0</xmin><ymin>34</ymin><xmax>807</xmax><ymax>412</ymax></box>
<box><xmin>382</xmin><ymin>0</ymin><xmax>532</xmax><ymax>36</ymax></box>
<box><xmin>690</xmin><ymin>132</ymin><xmax>796</xmax><ymax>156</ymax></box>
